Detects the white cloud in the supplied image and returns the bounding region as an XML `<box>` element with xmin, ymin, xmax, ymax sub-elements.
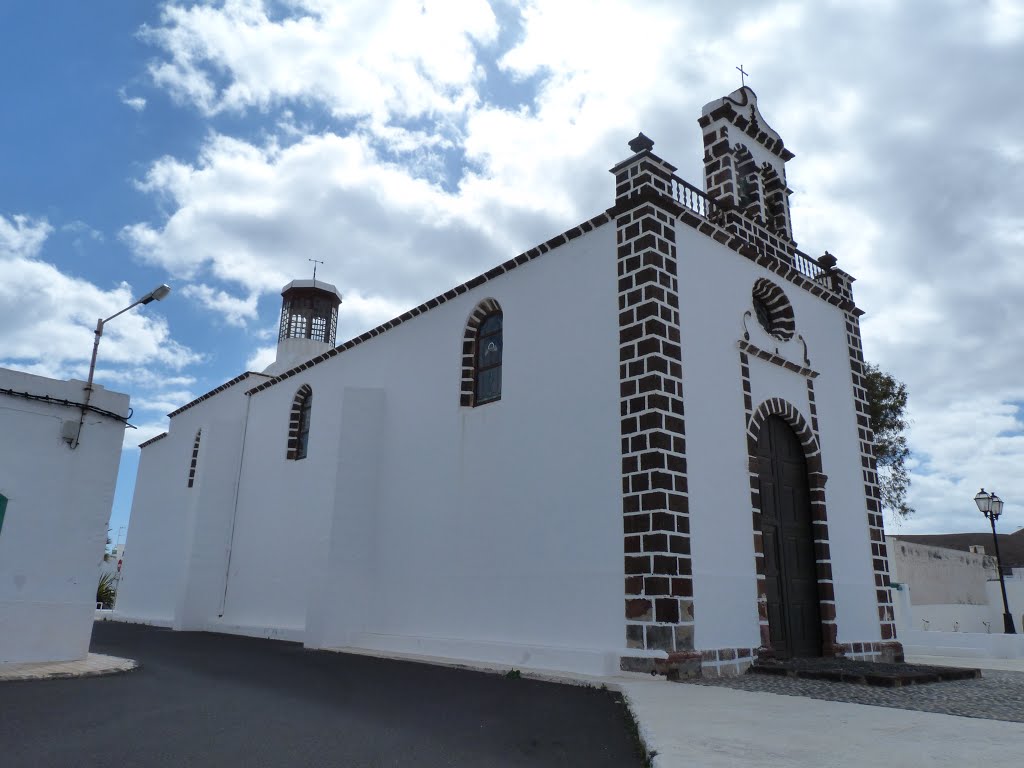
<box><xmin>123</xmin><ymin>422</ymin><xmax>170</xmax><ymax>450</ymax></box>
<box><xmin>0</xmin><ymin>213</ymin><xmax>201</xmax><ymax>423</ymax></box>
<box><xmin>118</xmin><ymin>87</ymin><xmax>147</xmax><ymax>112</ymax></box>
<box><xmin>130</xmin><ymin>390</ymin><xmax>199</xmax><ymax>414</ymax></box>
<box><xmin>142</xmin><ymin>0</ymin><xmax>498</xmax><ymax>130</ymax></box>
<box><xmin>0</xmin><ymin>214</ymin><xmax>52</xmax><ymax>259</ymax></box>
<box><xmin>245</xmin><ymin>344</ymin><xmax>276</xmax><ymax>372</ymax></box>
<box><xmin>982</xmin><ymin>0</ymin><xmax>1024</xmax><ymax>44</ymax></box>
<box><xmin>182</xmin><ymin>283</ymin><xmax>259</xmax><ymax>326</ymax></box>
<box><xmin>120</xmin><ymin>130</ymin><xmax>506</xmax><ymax>318</ymax></box>
<box><xmin>62</xmin><ymin>220</ymin><xmax>105</xmax><ymax>242</ymax></box>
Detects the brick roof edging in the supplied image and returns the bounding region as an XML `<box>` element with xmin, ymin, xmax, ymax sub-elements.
<box><xmin>138</xmin><ymin>431</ymin><xmax>168</xmax><ymax>449</ymax></box>
<box><xmin>166</xmin><ymin>371</ymin><xmax>270</xmax><ymax>419</ymax></box>
<box><xmin>244</xmin><ymin>211</ymin><xmax>614</xmax><ymax>396</ymax></box>
<box><xmin>172</xmin><ymin>171</ymin><xmax>859</xmax><ymax>407</ymax></box>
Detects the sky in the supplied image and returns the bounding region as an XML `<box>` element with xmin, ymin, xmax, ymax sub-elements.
<box><xmin>2</xmin><ymin>0</ymin><xmax>1023</xmax><ymax>545</ymax></box>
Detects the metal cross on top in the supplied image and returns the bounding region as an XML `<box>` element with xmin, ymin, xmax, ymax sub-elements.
<box><xmin>736</xmin><ymin>64</ymin><xmax>749</xmax><ymax>87</ymax></box>
<box><xmin>309</xmin><ymin>258</ymin><xmax>324</xmax><ymax>281</ymax></box>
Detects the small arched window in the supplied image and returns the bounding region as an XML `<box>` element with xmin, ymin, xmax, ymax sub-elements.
<box><xmin>475</xmin><ymin>313</ymin><xmax>503</xmax><ymax>405</ymax></box>
<box><xmin>287</xmin><ymin>384</ymin><xmax>313</xmax><ymax>460</ymax></box>
<box><xmin>187</xmin><ymin>429</ymin><xmax>202</xmax><ymax>488</ymax></box>
<box><xmin>460</xmin><ymin>299</ymin><xmax>503</xmax><ymax>407</ymax></box>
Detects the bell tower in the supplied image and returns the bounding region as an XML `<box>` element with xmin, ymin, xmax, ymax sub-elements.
<box><xmin>699</xmin><ymin>86</ymin><xmax>796</xmax><ymax>242</ymax></box>
<box><xmin>263</xmin><ymin>279</ymin><xmax>342</xmax><ymax>375</ymax></box>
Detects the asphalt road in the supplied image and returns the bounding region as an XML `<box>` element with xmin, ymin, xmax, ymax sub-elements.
<box><xmin>0</xmin><ymin>622</ymin><xmax>644</xmax><ymax>767</ymax></box>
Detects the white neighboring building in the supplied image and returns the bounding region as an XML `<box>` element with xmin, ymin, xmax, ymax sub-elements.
<box><xmin>0</xmin><ymin>367</ymin><xmax>129</xmax><ymax>664</ymax></box>
<box><xmin>116</xmin><ymin>88</ymin><xmax>902</xmax><ymax>677</ymax></box>
<box><xmin>888</xmin><ymin>536</ymin><xmax>1024</xmax><ymax>636</ymax></box>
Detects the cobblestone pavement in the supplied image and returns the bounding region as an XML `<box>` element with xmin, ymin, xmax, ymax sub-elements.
<box><xmin>683</xmin><ymin>668</ymin><xmax>1024</xmax><ymax>723</ymax></box>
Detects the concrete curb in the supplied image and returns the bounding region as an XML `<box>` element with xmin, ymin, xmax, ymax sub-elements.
<box><xmin>0</xmin><ymin>653</ymin><xmax>138</xmax><ymax>682</ymax></box>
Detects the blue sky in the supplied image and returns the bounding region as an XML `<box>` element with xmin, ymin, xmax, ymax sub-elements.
<box><xmin>2</xmin><ymin>0</ymin><xmax>1024</xmax><ymax>544</ymax></box>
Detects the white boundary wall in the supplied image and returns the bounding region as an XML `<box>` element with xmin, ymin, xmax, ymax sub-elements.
<box><xmin>889</xmin><ymin>537</ymin><xmax>1024</xmax><ymax>654</ymax></box>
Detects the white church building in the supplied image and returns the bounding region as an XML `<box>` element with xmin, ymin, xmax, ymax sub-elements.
<box><xmin>115</xmin><ymin>88</ymin><xmax>902</xmax><ymax>677</ymax></box>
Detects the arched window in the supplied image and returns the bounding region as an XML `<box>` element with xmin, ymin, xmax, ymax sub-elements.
<box><xmin>187</xmin><ymin>429</ymin><xmax>202</xmax><ymax>488</ymax></box>
<box><xmin>475</xmin><ymin>313</ymin><xmax>503</xmax><ymax>404</ymax></box>
<box><xmin>287</xmin><ymin>384</ymin><xmax>313</xmax><ymax>460</ymax></box>
<box><xmin>460</xmin><ymin>299</ymin><xmax>503</xmax><ymax>407</ymax></box>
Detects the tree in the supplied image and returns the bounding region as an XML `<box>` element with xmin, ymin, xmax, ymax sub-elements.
<box><xmin>863</xmin><ymin>363</ymin><xmax>913</xmax><ymax>518</ymax></box>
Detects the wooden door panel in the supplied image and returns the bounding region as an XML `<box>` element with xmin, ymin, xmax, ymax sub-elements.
<box><xmin>756</xmin><ymin>415</ymin><xmax>822</xmax><ymax>658</ymax></box>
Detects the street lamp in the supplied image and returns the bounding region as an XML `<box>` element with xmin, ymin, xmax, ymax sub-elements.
<box><xmin>974</xmin><ymin>488</ymin><xmax>1016</xmax><ymax>634</ymax></box>
<box><xmin>71</xmin><ymin>283</ymin><xmax>171</xmax><ymax>448</ymax></box>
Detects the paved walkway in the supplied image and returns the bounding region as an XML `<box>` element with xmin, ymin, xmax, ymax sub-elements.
<box><xmin>619</xmin><ymin>673</ymin><xmax>1024</xmax><ymax>768</ymax></box>
<box><xmin>0</xmin><ymin>653</ymin><xmax>136</xmax><ymax>681</ymax></box>
<box><xmin>615</xmin><ymin>653</ymin><xmax>1024</xmax><ymax>767</ymax></box>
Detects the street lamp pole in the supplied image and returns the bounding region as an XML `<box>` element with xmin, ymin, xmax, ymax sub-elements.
<box><xmin>72</xmin><ymin>283</ymin><xmax>171</xmax><ymax>449</ymax></box>
<box><xmin>974</xmin><ymin>488</ymin><xmax>1016</xmax><ymax>634</ymax></box>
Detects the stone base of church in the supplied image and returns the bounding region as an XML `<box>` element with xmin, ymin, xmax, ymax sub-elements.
<box><xmin>833</xmin><ymin>640</ymin><xmax>905</xmax><ymax>663</ymax></box>
<box><xmin>623</xmin><ymin>640</ymin><xmax>907</xmax><ymax>680</ymax></box>
<box><xmin>619</xmin><ymin>650</ymin><xmax>703</xmax><ymax>679</ymax></box>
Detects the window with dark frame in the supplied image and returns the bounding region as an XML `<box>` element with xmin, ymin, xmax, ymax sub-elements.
<box><xmin>295</xmin><ymin>392</ymin><xmax>312</xmax><ymax>460</ymax></box>
<box><xmin>753</xmin><ymin>295</ymin><xmax>774</xmax><ymax>335</ymax></box>
<box><xmin>187</xmin><ymin>429</ymin><xmax>201</xmax><ymax>488</ymax></box>
<box><xmin>474</xmin><ymin>312</ymin><xmax>502</xmax><ymax>405</ymax></box>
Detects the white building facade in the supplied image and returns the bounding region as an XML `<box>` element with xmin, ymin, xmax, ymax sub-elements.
<box><xmin>116</xmin><ymin>88</ymin><xmax>901</xmax><ymax>677</ymax></box>
<box><xmin>0</xmin><ymin>368</ymin><xmax>129</xmax><ymax>664</ymax></box>
<box><xmin>887</xmin><ymin>537</ymin><xmax>1024</xmax><ymax>659</ymax></box>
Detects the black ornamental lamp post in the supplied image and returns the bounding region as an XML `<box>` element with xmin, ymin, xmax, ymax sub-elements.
<box><xmin>974</xmin><ymin>488</ymin><xmax>1016</xmax><ymax>634</ymax></box>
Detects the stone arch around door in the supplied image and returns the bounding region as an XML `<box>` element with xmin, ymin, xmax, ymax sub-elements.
<box><xmin>747</xmin><ymin>399</ymin><xmax>838</xmax><ymax>658</ymax></box>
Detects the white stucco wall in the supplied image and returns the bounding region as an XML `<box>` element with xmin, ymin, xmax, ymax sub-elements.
<box><xmin>987</xmin><ymin>576</ymin><xmax>1024</xmax><ymax>630</ymax></box>
<box><xmin>112</xmin><ymin>435</ymin><xmax>183</xmax><ymax>625</ymax></box>
<box><xmin>0</xmin><ymin>368</ymin><xmax>128</xmax><ymax>663</ymax></box>
<box><xmin>200</xmin><ymin>225</ymin><xmax>625</xmax><ymax>673</ymax></box>
<box><xmin>115</xmin><ymin>376</ymin><xmax>260</xmax><ymax>629</ymax></box>
<box><xmin>678</xmin><ymin>225</ymin><xmax>880</xmax><ymax>652</ymax></box>
<box><xmin>889</xmin><ymin>541</ymin><xmax>1024</xmax><ymax>638</ymax></box>
<box><xmin>887</xmin><ymin>537</ymin><xmax>997</xmax><ymax>605</ymax></box>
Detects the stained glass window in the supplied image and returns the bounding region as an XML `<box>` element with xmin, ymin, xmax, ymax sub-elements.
<box><xmin>475</xmin><ymin>312</ymin><xmax>502</xmax><ymax>405</ymax></box>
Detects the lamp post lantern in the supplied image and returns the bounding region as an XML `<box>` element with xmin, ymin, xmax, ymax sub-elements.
<box><xmin>974</xmin><ymin>488</ymin><xmax>1016</xmax><ymax>634</ymax></box>
<box><xmin>72</xmin><ymin>283</ymin><xmax>171</xmax><ymax>448</ymax></box>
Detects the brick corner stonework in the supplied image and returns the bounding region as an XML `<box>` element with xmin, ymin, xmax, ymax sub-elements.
<box><xmin>613</xmin><ymin>139</ymin><xmax>693</xmax><ymax>657</ymax></box>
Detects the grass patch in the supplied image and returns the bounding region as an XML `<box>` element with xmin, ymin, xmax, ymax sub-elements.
<box><xmin>618</xmin><ymin>693</ymin><xmax>657</xmax><ymax>767</ymax></box>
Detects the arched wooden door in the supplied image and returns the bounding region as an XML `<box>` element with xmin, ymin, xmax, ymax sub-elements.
<box><xmin>756</xmin><ymin>415</ymin><xmax>822</xmax><ymax>658</ymax></box>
